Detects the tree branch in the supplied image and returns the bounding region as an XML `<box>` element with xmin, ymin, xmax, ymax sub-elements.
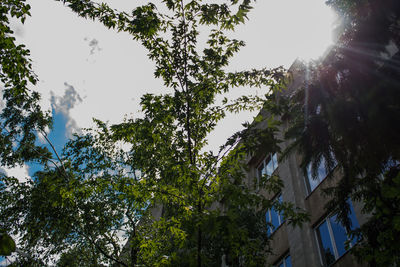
<box><xmin>78</xmin><ymin>231</ymin><xmax>129</xmax><ymax>267</ymax></box>
<box><xmin>39</xmin><ymin>130</ymin><xmax>67</xmax><ymax>174</ymax></box>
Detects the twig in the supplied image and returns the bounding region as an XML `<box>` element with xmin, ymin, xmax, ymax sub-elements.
<box><xmin>39</xmin><ymin>130</ymin><xmax>67</xmax><ymax>174</ymax></box>
<box><xmin>78</xmin><ymin>230</ymin><xmax>129</xmax><ymax>267</ymax></box>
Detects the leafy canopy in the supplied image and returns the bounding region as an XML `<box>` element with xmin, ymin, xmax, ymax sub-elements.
<box><xmin>1</xmin><ymin>0</ymin><xmax>308</xmax><ymax>266</ymax></box>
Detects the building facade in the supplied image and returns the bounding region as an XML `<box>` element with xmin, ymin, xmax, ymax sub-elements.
<box><xmin>244</xmin><ymin>60</ymin><xmax>368</xmax><ymax>267</ymax></box>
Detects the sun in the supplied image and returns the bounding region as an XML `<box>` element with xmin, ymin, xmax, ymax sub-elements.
<box><xmin>230</xmin><ymin>0</ymin><xmax>339</xmax><ymax>69</ymax></box>
<box><xmin>287</xmin><ymin>0</ymin><xmax>337</xmax><ymax>61</ymax></box>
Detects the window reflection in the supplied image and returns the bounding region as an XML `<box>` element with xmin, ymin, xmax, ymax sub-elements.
<box><xmin>266</xmin><ymin>194</ymin><xmax>284</xmax><ymax>236</ymax></box>
<box><xmin>284</xmin><ymin>255</ymin><xmax>292</xmax><ymax>267</ymax></box>
<box><xmin>275</xmin><ymin>254</ymin><xmax>292</xmax><ymax>267</ymax></box>
<box><xmin>305</xmin><ymin>156</ymin><xmax>337</xmax><ymax>194</ymax></box>
<box><xmin>316</xmin><ymin>221</ymin><xmax>336</xmax><ymax>266</ymax></box>
<box><xmin>257</xmin><ymin>153</ymin><xmax>279</xmax><ymax>190</ymax></box>
<box><xmin>315</xmin><ymin>201</ymin><xmax>360</xmax><ymax>266</ymax></box>
<box><xmin>258</xmin><ymin>153</ymin><xmax>278</xmax><ymax>178</ymax></box>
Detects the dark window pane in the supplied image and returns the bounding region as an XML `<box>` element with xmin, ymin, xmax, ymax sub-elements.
<box><xmin>266</xmin><ymin>159</ymin><xmax>274</xmax><ymax>176</ymax></box>
<box><xmin>285</xmin><ymin>255</ymin><xmax>292</xmax><ymax>267</ymax></box>
<box><xmin>317</xmin><ymin>157</ymin><xmax>328</xmax><ymax>181</ymax></box>
<box><xmin>329</xmin><ymin>215</ymin><xmax>347</xmax><ymax>257</ymax></box>
<box><xmin>270</xmin><ymin>206</ymin><xmax>280</xmax><ymax>230</ymax></box>
<box><xmin>306</xmin><ymin>164</ymin><xmax>321</xmax><ymax>192</ymax></box>
<box><xmin>306</xmin><ymin>157</ymin><xmax>328</xmax><ymax>192</ymax></box>
<box><xmin>267</xmin><ymin>195</ymin><xmax>284</xmax><ymax>236</ymax></box>
<box><xmin>315</xmin><ymin>202</ymin><xmax>360</xmax><ymax>266</ymax></box>
<box><xmin>266</xmin><ymin>153</ymin><xmax>278</xmax><ymax>175</ymax></box>
<box><xmin>278</xmin><ymin>195</ymin><xmax>284</xmax><ymax>222</ymax></box>
<box><xmin>316</xmin><ymin>221</ymin><xmax>336</xmax><ymax>266</ymax></box>
<box><xmin>272</xmin><ymin>153</ymin><xmax>278</xmax><ymax>169</ymax></box>
<box><xmin>266</xmin><ymin>211</ymin><xmax>271</xmax><ymax>236</ymax></box>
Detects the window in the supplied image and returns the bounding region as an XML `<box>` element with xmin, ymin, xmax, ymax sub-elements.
<box><xmin>305</xmin><ymin>157</ymin><xmax>337</xmax><ymax>193</ymax></box>
<box><xmin>305</xmin><ymin>158</ymin><xmax>328</xmax><ymax>193</ymax></box>
<box><xmin>258</xmin><ymin>153</ymin><xmax>278</xmax><ymax>180</ymax></box>
<box><xmin>275</xmin><ymin>254</ymin><xmax>292</xmax><ymax>267</ymax></box>
<box><xmin>315</xmin><ymin>202</ymin><xmax>360</xmax><ymax>266</ymax></box>
<box><xmin>266</xmin><ymin>194</ymin><xmax>284</xmax><ymax>236</ymax></box>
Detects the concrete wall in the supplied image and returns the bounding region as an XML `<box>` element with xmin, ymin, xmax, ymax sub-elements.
<box><xmin>242</xmin><ymin>60</ymin><xmax>368</xmax><ymax>267</ymax></box>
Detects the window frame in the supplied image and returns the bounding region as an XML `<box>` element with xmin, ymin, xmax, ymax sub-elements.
<box><xmin>266</xmin><ymin>194</ymin><xmax>284</xmax><ymax>236</ymax></box>
<box><xmin>257</xmin><ymin>153</ymin><xmax>278</xmax><ymax>189</ymax></box>
<box><xmin>304</xmin><ymin>157</ymin><xmax>337</xmax><ymax>195</ymax></box>
<box><xmin>314</xmin><ymin>202</ymin><xmax>360</xmax><ymax>266</ymax></box>
<box><xmin>274</xmin><ymin>253</ymin><xmax>292</xmax><ymax>267</ymax></box>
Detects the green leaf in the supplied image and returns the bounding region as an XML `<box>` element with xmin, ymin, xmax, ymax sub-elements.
<box><xmin>0</xmin><ymin>233</ymin><xmax>16</xmax><ymax>256</ymax></box>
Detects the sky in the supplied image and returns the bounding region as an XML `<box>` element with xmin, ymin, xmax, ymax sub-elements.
<box><xmin>1</xmin><ymin>0</ymin><xmax>337</xmax><ymax>264</ymax></box>
<box><xmin>4</xmin><ymin>0</ymin><xmax>337</xmax><ymax>180</ymax></box>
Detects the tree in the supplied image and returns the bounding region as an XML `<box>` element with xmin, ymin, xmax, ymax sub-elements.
<box><xmin>0</xmin><ymin>0</ymin><xmax>55</xmax><ymax>260</ymax></box>
<box><xmin>0</xmin><ymin>230</ymin><xmax>16</xmax><ymax>257</ymax></box>
<box><xmin>279</xmin><ymin>0</ymin><xmax>400</xmax><ymax>265</ymax></box>
<box><xmin>1</xmin><ymin>0</ymin><xmax>308</xmax><ymax>266</ymax></box>
<box><xmin>0</xmin><ymin>0</ymin><xmax>54</xmax><ymax>166</ymax></box>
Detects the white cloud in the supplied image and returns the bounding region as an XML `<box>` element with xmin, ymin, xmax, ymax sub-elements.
<box><xmin>10</xmin><ymin>0</ymin><xmax>336</xmax><ymax>152</ymax></box>
<box><xmin>85</xmin><ymin>37</ymin><xmax>102</xmax><ymax>56</ymax></box>
<box><xmin>50</xmin><ymin>82</ymin><xmax>82</xmax><ymax>138</ymax></box>
<box><xmin>3</xmin><ymin>164</ymin><xmax>30</xmax><ymax>183</ymax></box>
<box><xmin>51</xmin><ymin>82</ymin><xmax>82</xmax><ymax>115</ymax></box>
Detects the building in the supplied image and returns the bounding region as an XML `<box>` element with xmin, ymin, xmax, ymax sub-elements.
<box><xmin>244</xmin><ymin>60</ymin><xmax>368</xmax><ymax>267</ymax></box>
<box><xmin>118</xmin><ymin>34</ymin><xmax>399</xmax><ymax>266</ymax></box>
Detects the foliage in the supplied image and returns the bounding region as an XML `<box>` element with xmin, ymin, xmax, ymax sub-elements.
<box><xmin>0</xmin><ymin>229</ymin><xmax>16</xmax><ymax>256</ymax></box>
<box><xmin>0</xmin><ymin>0</ymin><xmax>56</xmax><ymax>263</ymax></box>
<box><xmin>0</xmin><ymin>0</ymin><xmax>52</xmax><ymax>167</ymax></box>
<box><xmin>1</xmin><ymin>121</ymin><xmax>141</xmax><ymax>265</ymax></box>
<box><xmin>279</xmin><ymin>0</ymin><xmax>400</xmax><ymax>265</ymax></box>
<box><xmin>0</xmin><ymin>0</ymin><xmax>309</xmax><ymax>266</ymax></box>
